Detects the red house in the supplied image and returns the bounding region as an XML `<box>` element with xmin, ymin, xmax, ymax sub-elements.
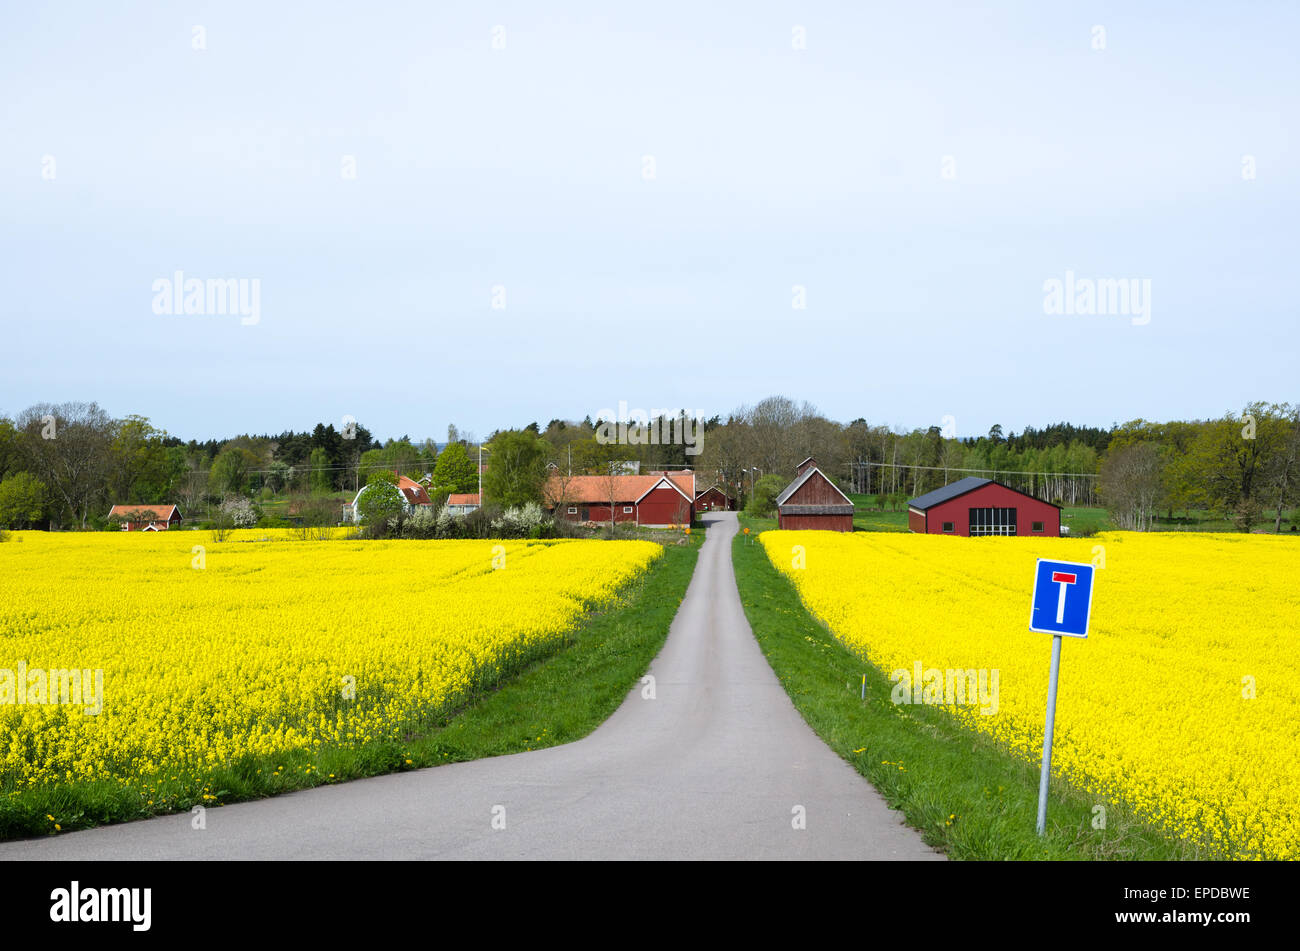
<box><xmin>907</xmin><ymin>477</ymin><xmax>1061</xmax><ymax>536</ymax></box>
<box><xmin>545</xmin><ymin>473</ymin><xmax>695</xmax><ymax>527</ymax></box>
<box><xmin>694</xmin><ymin>485</ymin><xmax>735</xmax><ymax>512</ymax></box>
<box><xmin>107</xmin><ymin>504</ymin><xmax>183</xmax><ymax>531</ymax></box>
<box><xmin>775</xmin><ymin>458</ymin><xmax>855</xmax><ymax>531</ymax></box>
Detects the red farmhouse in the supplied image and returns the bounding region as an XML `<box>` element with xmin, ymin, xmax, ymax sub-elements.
<box><xmin>907</xmin><ymin>477</ymin><xmax>1061</xmax><ymax>537</ymax></box>
<box><xmin>107</xmin><ymin>504</ymin><xmax>183</xmax><ymax>531</ymax></box>
<box><xmin>775</xmin><ymin>458</ymin><xmax>855</xmax><ymax>531</ymax></box>
<box><xmin>545</xmin><ymin>473</ymin><xmax>695</xmax><ymax>527</ymax></box>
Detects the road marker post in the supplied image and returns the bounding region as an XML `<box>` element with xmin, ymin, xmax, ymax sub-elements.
<box><xmin>1029</xmin><ymin>559</ymin><xmax>1095</xmax><ymax>836</ymax></box>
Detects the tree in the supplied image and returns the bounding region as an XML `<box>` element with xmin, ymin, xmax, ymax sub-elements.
<box><xmin>309</xmin><ymin>447</ymin><xmax>331</xmax><ymax>493</ymax></box>
<box><xmin>482</xmin><ymin>430</ymin><xmax>549</xmax><ymax>508</ymax></box>
<box><xmin>432</xmin><ymin>441</ymin><xmax>478</xmax><ymax>493</ymax></box>
<box><xmin>1100</xmin><ymin>443</ymin><xmax>1163</xmax><ymax>531</ymax></box>
<box><xmin>0</xmin><ymin>472</ymin><xmax>46</xmax><ymax>528</ymax></box>
<box><xmin>1263</xmin><ymin>406</ymin><xmax>1300</xmax><ymax>533</ymax></box>
<box><xmin>210</xmin><ymin>447</ymin><xmax>252</xmax><ymax>498</ymax></box>
<box><xmin>109</xmin><ymin>416</ymin><xmax>179</xmax><ymax>503</ymax></box>
<box><xmin>745</xmin><ymin>474</ymin><xmax>787</xmax><ymax>517</ymax></box>
<box><xmin>1185</xmin><ymin>404</ymin><xmax>1290</xmax><ymax>531</ymax></box>
<box><xmin>355</xmin><ymin>472</ymin><xmax>403</xmax><ymax>530</ymax></box>
<box><xmin>17</xmin><ymin>401</ymin><xmax>114</xmax><ymax>528</ymax></box>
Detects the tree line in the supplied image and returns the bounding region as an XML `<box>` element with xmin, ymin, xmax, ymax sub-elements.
<box><xmin>1</xmin><ymin>397</ymin><xmax>1295</xmax><ymax>532</ymax></box>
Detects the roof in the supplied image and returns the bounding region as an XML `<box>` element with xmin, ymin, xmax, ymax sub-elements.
<box><xmin>907</xmin><ymin>477</ymin><xmax>1061</xmax><ymax>511</ymax></box>
<box><xmin>397</xmin><ymin>475</ymin><xmax>433</xmax><ymax>506</ymax></box>
<box><xmin>634</xmin><ymin>475</ymin><xmax>694</xmax><ymax>505</ymax></box>
<box><xmin>696</xmin><ymin>484</ymin><xmax>733</xmax><ymax>498</ymax></box>
<box><xmin>775</xmin><ymin>467</ymin><xmax>852</xmax><ymax>507</ymax></box>
<box><xmin>906</xmin><ymin>477</ymin><xmax>991</xmax><ymax>510</ymax></box>
<box><xmin>544</xmin><ymin>474</ymin><xmax>694</xmax><ymax>506</ymax></box>
<box><xmin>108</xmin><ymin>504</ymin><xmax>180</xmax><ymax>521</ymax></box>
<box><xmin>446</xmin><ymin>494</ymin><xmax>480</xmax><ymax>506</ymax></box>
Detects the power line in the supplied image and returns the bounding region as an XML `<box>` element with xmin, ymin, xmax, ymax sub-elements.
<box><xmin>847</xmin><ymin>461</ymin><xmax>1098</xmax><ymax>480</ymax></box>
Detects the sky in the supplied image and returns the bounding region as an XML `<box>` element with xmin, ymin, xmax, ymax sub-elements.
<box><xmin>2</xmin><ymin>1</ymin><xmax>1296</xmax><ymax>443</ymax></box>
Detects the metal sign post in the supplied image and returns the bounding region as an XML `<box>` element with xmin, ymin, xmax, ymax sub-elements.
<box><xmin>1036</xmin><ymin>634</ymin><xmax>1062</xmax><ymax>836</ymax></box>
<box><xmin>1029</xmin><ymin>559</ymin><xmax>1095</xmax><ymax>837</ymax></box>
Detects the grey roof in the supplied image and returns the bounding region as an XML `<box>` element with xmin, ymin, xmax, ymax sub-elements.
<box><xmin>906</xmin><ymin>477</ymin><xmax>992</xmax><ymax>511</ymax></box>
<box><xmin>775</xmin><ymin>466</ymin><xmax>852</xmax><ymax>507</ymax></box>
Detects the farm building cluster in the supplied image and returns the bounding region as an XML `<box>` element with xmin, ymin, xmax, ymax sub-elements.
<box><xmin>771</xmin><ymin>457</ymin><xmax>1063</xmax><ymax>536</ymax></box>
<box><xmin>102</xmin><ymin>461</ymin><xmax>1061</xmax><ymax>538</ymax></box>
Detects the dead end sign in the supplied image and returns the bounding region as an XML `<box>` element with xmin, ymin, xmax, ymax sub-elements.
<box><xmin>1031</xmin><ymin>557</ymin><xmax>1096</xmax><ymax>836</ymax></box>
<box><xmin>1030</xmin><ymin>559</ymin><xmax>1095</xmax><ymax>638</ymax></box>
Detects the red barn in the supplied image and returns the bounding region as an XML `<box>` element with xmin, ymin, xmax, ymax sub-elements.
<box><xmin>775</xmin><ymin>459</ymin><xmax>855</xmax><ymax>531</ymax></box>
<box><xmin>907</xmin><ymin>477</ymin><xmax>1061</xmax><ymax>536</ymax></box>
<box><xmin>694</xmin><ymin>485</ymin><xmax>735</xmax><ymax>512</ymax></box>
<box><xmin>545</xmin><ymin>473</ymin><xmax>695</xmax><ymax>527</ymax></box>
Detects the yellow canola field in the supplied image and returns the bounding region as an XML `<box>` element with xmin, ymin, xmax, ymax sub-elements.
<box><xmin>0</xmin><ymin>531</ymin><xmax>660</xmax><ymax>788</ymax></box>
<box><xmin>762</xmin><ymin>530</ymin><xmax>1300</xmax><ymax>860</ymax></box>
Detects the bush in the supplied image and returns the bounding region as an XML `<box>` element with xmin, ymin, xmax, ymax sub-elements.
<box><xmin>219</xmin><ymin>497</ymin><xmax>260</xmax><ymax>528</ymax></box>
<box><xmin>399</xmin><ymin>506</ymin><xmax>439</xmax><ymax>539</ymax></box>
<box><xmin>256</xmin><ymin>516</ymin><xmax>293</xmax><ymax>529</ymax></box>
<box><xmin>0</xmin><ymin>529</ymin><xmax>9</xmax><ymax>543</ymax></box>
<box><xmin>491</xmin><ymin>502</ymin><xmax>547</xmax><ymax>536</ymax></box>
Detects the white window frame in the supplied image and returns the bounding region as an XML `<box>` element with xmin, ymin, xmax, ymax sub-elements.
<box><xmin>623</xmin><ymin>506</ymin><xmax>634</xmax><ymax>514</ymax></box>
<box><xmin>567</xmin><ymin>506</ymin><xmax>578</xmax><ymax>514</ymax></box>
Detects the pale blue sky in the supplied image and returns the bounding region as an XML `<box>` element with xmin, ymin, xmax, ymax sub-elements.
<box><xmin>2</xmin><ymin>1</ymin><xmax>1296</xmax><ymax>442</ymax></box>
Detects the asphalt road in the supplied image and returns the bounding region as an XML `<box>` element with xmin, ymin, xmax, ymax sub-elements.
<box><xmin>0</xmin><ymin>512</ymin><xmax>941</xmax><ymax>860</ymax></box>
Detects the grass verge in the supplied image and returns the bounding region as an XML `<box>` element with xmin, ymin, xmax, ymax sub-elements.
<box><xmin>731</xmin><ymin>516</ymin><xmax>1198</xmax><ymax>860</ymax></box>
<box><xmin>0</xmin><ymin>533</ymin><xmax>701</xmax><ymax>842</ymax></box>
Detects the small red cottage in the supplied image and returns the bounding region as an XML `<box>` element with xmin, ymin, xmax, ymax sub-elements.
<box><xmin>694</xmin><ymin>484</ymin><xmax>736</xmax><ymax>512</ymax></box>
<box><xmin>107</xmin><ymin>504</ymin><xmax>183</xmax><ymax>531</ymax></box>
<box><xmin>545</xmin><ymin>473</ymin><xmax>695</xmax><ymax>527</ymax></box>
<box><xmin>907</xmin><ymin>477</ymin><xmax>1061</xmax><ymax>536</ymax></box>
<box><xmin>775</xmin><ymin>458</ymin><xmax>855</xmax><ymax>531</ymax></box>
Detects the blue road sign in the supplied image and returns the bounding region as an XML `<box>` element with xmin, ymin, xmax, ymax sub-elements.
<box><xmin>1029</xmin><ymin>559</ymin><xmax>1095</xmax><ymax>638</ymax></box>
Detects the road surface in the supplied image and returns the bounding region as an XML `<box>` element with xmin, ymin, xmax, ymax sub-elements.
<box><xmin>0</xmin><ymin>513</ymin><xmax>940</xmax><ymax>860</ymax></box>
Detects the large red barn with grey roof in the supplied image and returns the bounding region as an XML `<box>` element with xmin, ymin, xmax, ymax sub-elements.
<box><xmin>907</xmin><ymin>477</ymin><xmax>1061</xmax><ymax>536</ymax></box>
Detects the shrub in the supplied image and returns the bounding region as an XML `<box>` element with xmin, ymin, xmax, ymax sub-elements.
<box><xmin>218</xmin><ymin>497</ymin><xmax>260</xmax><ymax>528</ymax></box>
<box><xmin>491</xmin><ymin>502</ymin><xmax>547</xmax><ymax>536</ymax></box>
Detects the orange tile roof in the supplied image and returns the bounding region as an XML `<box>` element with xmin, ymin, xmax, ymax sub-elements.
<box><xmin>446</xmin><ymin>494</ymin><xmax>480</xmax><ymax>505</ymax></box>
<box><xmin>544</xmin><ymin>474</ymin><xmax>693</xmax><ymax>506</ymax></box>
<box><xmin>107</xmin><ymin>504</ymin><xmax>179</xmax><ymax>522</ymax></box>
<box><xmin>396</xmin><ymin>475</ymin><xmax>433</xmax><ymax>506</ymax></box>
